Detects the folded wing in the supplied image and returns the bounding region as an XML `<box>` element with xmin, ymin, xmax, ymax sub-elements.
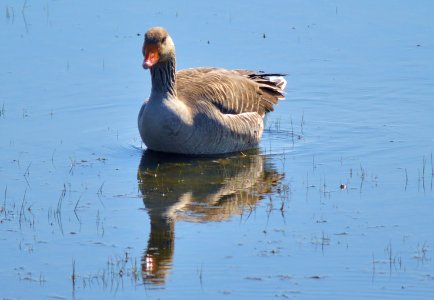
<box><xmin>176</xmin><ymin>68</ymin><xmax>286</xmax><ymax>116</ymax></box>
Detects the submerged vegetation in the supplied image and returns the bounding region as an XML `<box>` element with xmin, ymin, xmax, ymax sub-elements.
<box><xmin>1</xmin><ymin>1</ymin><xmax>434</xmax><ymax>299</ymax></box>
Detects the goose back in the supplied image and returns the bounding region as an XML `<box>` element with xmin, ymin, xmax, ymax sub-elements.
<box><xmin>176</xmin><ymin>68</ymin><xmax>286</xmax><ymax>116</ymax></box>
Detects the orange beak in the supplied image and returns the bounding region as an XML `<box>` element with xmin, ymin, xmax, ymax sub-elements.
<box><xmin>143</xmin><ymin>44</ymin><xmax>159</xmax><ymax>69</ymax></box>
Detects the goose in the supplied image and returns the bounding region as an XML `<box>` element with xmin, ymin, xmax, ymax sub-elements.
<box><xmin>138</xmin><ymin>27</ymin><xmax>287</xmax><ymax>155</ymax></box>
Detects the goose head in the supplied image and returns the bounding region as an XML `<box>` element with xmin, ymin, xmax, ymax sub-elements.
<box><xmin>142</xmin><ymin>27</ymin><xmax>176</xmax><ymax>69</ymax></box>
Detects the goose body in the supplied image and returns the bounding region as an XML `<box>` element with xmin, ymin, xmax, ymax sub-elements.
<box><xmin>138</xmin><ymin>27</ymin><xmax>286</xmax><ymax>155</ymax></box>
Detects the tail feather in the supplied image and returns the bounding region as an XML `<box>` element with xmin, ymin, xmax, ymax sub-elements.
<box><xmin>236</xmin><ymin>70</ymin><xmax>288</xmax><ymax>113</ymax></box>
<box><xmin>268</xmin><ymin>76</ymin><xmax>287</xmax><ymax>91</ymax></box>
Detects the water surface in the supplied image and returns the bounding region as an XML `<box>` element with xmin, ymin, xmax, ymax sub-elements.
<box><xmin>1</xmin><ymin>1</ymin><xmax>434</xmax><ymax>299</ymax></box>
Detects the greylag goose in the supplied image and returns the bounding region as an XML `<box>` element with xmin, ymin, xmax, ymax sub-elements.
<box><xmin>138</xmin><ymin>27</ymin><xmax>287</xmax><ymax>155</ymax></box>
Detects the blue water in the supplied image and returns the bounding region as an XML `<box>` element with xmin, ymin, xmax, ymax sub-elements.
<box><xmin>1</xmin><ymin>1</ymin><xmax>433</xmax><ymax>299</ymax></box>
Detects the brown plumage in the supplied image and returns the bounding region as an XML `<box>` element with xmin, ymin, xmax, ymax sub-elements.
<box><xmin>138</xmin><ymin>27</ymin><xmax>287</xmax><ymax>155</ymax></box>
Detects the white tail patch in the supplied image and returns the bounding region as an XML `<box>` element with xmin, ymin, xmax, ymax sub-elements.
<box><xmin>268</xmin><ymin>76</ymin><xmax>287</xmax><ymax>91</ymax></box>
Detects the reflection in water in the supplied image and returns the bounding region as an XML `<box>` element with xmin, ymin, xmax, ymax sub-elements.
<box><xmin>137</xmin><ymin>150</ymin><xmax>284</xmax><ymax>285</ymax></box>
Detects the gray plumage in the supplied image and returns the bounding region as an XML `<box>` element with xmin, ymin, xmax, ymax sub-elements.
<box><xmin>138</xmin><ymin>27</ymin><xmax>287</xmax><ymax>155</ymax></box>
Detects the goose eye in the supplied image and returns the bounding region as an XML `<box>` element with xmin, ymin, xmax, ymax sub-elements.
<box><xmin>162</xmin><ymin>36</ymin><xmax>167</xmax><ymax>43</ymax></box>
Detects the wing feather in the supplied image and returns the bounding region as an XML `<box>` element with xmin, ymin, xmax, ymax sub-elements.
<box><xmin>176</xmin><ymin>68</ymin><xmax>286</xmax><ymax>116</ymax></box>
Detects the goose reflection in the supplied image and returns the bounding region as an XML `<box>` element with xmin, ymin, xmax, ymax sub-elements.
<box><xmin>137</xmin><ymin>149</ymin><xmax>284</xmax><ymax>285</ymax></box>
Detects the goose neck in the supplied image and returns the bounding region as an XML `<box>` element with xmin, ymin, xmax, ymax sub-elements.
<box><xmin>150</xmin><ymin>57</ymin><xmax>176</xmax><ymax>97</ymax></box>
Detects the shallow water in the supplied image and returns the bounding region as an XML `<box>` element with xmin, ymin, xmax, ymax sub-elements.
<box><xmin>1</xmin><ymin>1</ymin><xmax>434</xmax><ymax>299</ymax></box>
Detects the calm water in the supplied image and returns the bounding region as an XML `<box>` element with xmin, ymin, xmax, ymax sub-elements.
<box><xmin>1</xmin><ymin>1</ymin><xmax>434</xmax><ymax>299</ymax></box>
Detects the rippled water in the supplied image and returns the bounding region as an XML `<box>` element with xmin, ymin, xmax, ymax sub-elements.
<box><xmin>1</xmin><ymin>1</ymin><xmax>434</xmax><ymax>299</ymax></box>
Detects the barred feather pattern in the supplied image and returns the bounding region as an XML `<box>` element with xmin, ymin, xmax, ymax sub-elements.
<box><xmin>138</xmin><ymin>27</ymin><xmax>286</xmax><ymax>155</ymax></box>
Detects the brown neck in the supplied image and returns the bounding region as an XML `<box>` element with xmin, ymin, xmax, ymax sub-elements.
<box><xmin>150</xmin><ymin>56</ymin><xmax>176</xmax><ymax>97</ymax></box>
